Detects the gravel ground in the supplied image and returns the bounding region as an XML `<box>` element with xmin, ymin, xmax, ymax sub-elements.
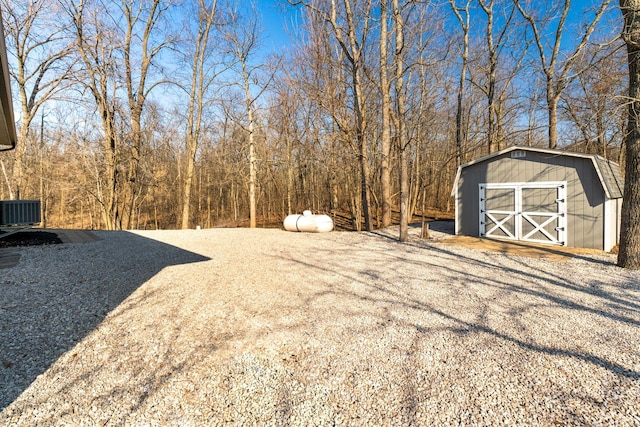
<box><xmin>0</xmin><ymin>225</ymin><xmax>639</xmax><ymax>426</ymax></box>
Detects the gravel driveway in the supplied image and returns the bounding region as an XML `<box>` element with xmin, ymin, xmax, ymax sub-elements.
<box><xmin>1</xmin><ymin>226</ymin><xmax>639</xmax><ymax>425</ymax></box>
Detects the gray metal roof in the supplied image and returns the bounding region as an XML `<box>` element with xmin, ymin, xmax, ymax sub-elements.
<box><xmin>451</xmin><ymin>146</ymin><xmax>624</xmax><ymax>199</ymax></box>
<box><xmin>593</xmin><ymin>155</ymin><xmax>624</xmax><ymax>199</ymax></box>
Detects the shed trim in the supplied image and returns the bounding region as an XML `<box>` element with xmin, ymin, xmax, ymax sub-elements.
<box><xmin>603</xmin><ymin>197</ymin><xmax>622</xmax><ymax>252</ymax></box>
<box><xmin>479</xmin><ymin>181</ymin><xmax>567</xmax><ymax>246</ymax></box>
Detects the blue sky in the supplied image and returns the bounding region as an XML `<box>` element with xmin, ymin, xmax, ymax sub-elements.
<box><xmin>255</xmin><ymin>0</ymin><xmax>621</xmax><ymax>56</ymax></box>
<box><xmin>256</xmin><ymin>0</ymin><xmax>297</xmax><ymax>54</ymax></box>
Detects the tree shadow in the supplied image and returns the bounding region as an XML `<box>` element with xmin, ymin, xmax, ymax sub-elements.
<box><xmin>261</xmin><ymin>233</ymin><xmax>638</xmax><ymax>423</ymax></box>
<box><xmin>279</xmin><ymin>235</ymin><xmax>640</xmax><ymax>380</ymax></box>
<box><xmin>405</xmin><ymin>237</ymin><xmax>640</xmax><ymax>319</ymax></box>
<box><xmin>1</xmin><ymin>229</ymin><xmax>637</xmax><ymax>424</ymax></box>
<box><xmin>0</xmin><ymin>231</ymin><xmax>210</xmax><ymax>411</ymax></box>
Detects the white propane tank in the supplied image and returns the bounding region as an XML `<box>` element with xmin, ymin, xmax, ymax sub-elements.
<box><xmin>283</xmin><ymin>210</ymin><xmax>334</xmax><ymax>232</ymax></box>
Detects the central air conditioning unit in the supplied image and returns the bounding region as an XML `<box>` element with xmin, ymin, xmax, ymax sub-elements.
<box><xmin>0</xmin><ymin>200</ymin><xmax>41</xmax><ymax>226</ymax></box>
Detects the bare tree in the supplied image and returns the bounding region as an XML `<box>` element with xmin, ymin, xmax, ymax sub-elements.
<box><xmin>291</xmin><ymin>0</ymin><xmax>375</xmax><ymax>231</ymax></box>
<box><xmin>224</xmin><ymin>1</ymin><xmax>270</xmax><ymax>228</ymax></box>
<box><xmin>284</xmin><ymin>13</ymin><xmax>358</xmax><ymax>222</ymax></box>
<box><xmin>2</xmin><ymin>0</ymin><xmax>73</xmax><ymax>199</ymax></box>
<box><xmin>62</xmin><ymin>0</ymin><xmax>172</xmax><ymax>229</ymax></box>
<box><xmin>64</xmin><ymin>0</ymin><xmax>122</xmax><ymax>230</ymax></box>
<box><xmin>619</xmin><ymin>0</ymin><xmax>640</xmax><ymax>268</ymax></box>
<box><xmin>515</xmin><ymin>0</ymin><xmax>613</xmax><ymax>149</ymax></box>
<box><xmin>179</xmin><ymin>0</ymin><xmax>221</xmax><ymax>229</ymax></box>
<box><xmin>121</xmin><ymin>0</ymin><xmax>173</xmax><ymax>229</ymax></box>
<box><xmin>393</xmin><ymin>0</ymin><xmax>410</xmax><ymax>241</ymax></box>
<box><xmin>474</xmin><ymin>0</ymin><xmax>520</xmax><ymax>153</ymax></box>
<box><xmin>449</xmin><ymin>0</ymin><xmax>470</xmax><ymax>166</ymax></box>
<box><xmin>561</xmin><ymin>43</ymin><xmax>626</xmax><ymax>157</ymax></box>
<box><xmin>379</xmin><ymin>0</ymin><xmax>392</xmax><ymax>228</ymax></box>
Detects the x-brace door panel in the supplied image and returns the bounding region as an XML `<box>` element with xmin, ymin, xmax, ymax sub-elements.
<box><xmin>479</xmin><ymin>182</ymin><xmax>567</xmax><ymax>246</ymax></box>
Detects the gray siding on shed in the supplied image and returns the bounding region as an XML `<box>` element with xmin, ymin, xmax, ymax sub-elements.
<box><xmin>456</xmin><ymin>150</ymin><xmax>607</xmax><ymax>249</ymax></box>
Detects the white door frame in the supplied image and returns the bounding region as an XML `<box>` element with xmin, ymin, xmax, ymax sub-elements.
<box><xmin>479</xmin><ymin>182</ymin><xmax>567</xmax><ymax>246</ymax></box>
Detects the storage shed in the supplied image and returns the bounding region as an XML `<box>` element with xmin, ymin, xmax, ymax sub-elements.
<box><xmin>451</xmin><ymin>146</ymin><xmax>624</xmax><ymax>251</ymax></box>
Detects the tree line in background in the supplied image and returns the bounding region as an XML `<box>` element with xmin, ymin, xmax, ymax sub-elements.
<box><xmin>0</xmin><ymin>0</ymin><xmax>627</xmax><ymax>239</ymax></box>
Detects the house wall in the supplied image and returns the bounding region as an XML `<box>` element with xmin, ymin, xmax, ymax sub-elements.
<box><xmin>456</xmin><ymin>151</ymin><xmax>607</xmax><ymax>249</ymax></box>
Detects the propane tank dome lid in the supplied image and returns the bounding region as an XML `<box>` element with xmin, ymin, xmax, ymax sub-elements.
<box><xmin>302</xmin><ymin>210</ymin><xmax>312</xmax><ymax>216</ymax></box>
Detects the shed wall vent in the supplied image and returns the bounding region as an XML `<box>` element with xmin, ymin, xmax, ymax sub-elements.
<box><xmin>511</xmin><ymin>150</ymin><xmax>526</xmax><ymax>158</ymax></box>
<box><xmin>0</xmin><ymin>200</ymin><xmax>41</xmax><ymax>226</ymax></box>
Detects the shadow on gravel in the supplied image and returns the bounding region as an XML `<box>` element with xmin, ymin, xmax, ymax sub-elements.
<box><xmin>0</xmin><ymin>231</ymin><xmax>210</xmax><ymax>411</ymax></box>
<box><xmin>286</xmin><ymin>236</ymin><xmax>640</xmax><ymax>382</ymax></box>
<box><xmin>411</xmin><ymin>244</ymin><xmax>640</xmax><ymax>379</ymax></box>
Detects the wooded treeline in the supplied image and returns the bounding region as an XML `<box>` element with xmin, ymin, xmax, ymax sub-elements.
<box><xmin>0</xmin><ymin>0</ymin><xmax>625</xmax><ymax>233</ymax></box>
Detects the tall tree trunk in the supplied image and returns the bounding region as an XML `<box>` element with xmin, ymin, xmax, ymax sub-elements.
<box><xmin>379</xmin><ymin>0</ymin><xmax>392</xmax><ymax>228</ymax></box>
<box><xmin>478</xmin><ymin>0</ymin><xmax>499</xmax><ymax>154</ymax></box>
<box><xmin>126</xmin><ymin>108</ymin><xmax>143</xmax><ymax>229</ymax></box>
<box><xmin>597</xmin><ymin>97</ymin><xmax>606</xmax><ymax>157</ymax></box>
<box><xmin>181</xmin><ymin>0</ymin><xmax>217</xmax><ymax>229</ymax></box>
<box><xmin>12</xmin><ymin>121</ymin><xmax>29</xmax><ymax>199</ymax></box>
<box><xmin>243</xmin><ymin>65</ymin><xmax>258</xmax><ymax>228</ymax></box>
<box><xmin>409</xmin><ymin>140</ymin><xmax>421</xmax><ymax>219</ymax></box>
<box><xmin>13</xmin><ymin>59</ymin><xmax>31</xmax><ymax>200</ymax></box>
<box><xmin>122</xmin><ymin>0</ymin><xmax>166</xmax><ymax>229</ymax></box>
<box><xmin>101</xmin><ymin>107</ymin><xmax>118</xmax><ymax>231</ymax></box>
<box><xmin>355</xmin><ymin>80</ymin><xmax>372</xmax><ymax>232</ymax></box>
<box><xmin>286</xmin><ymin>134</ymin><xmax>293</xmax><ymax>215</ymax></box>
<box><xmin>248</xmin><ymin>111</ymin><xmax>257</xmax><ymax>228</ymax></box>
<box><xmin>619</xmin><ymin>0</ymin><xmax>640</xmax><ymax>268</ymax></box>
<box><xmin>349</xmin><ymin>29</ymin><xmax>372</xmax><ymax>231</ymax></box>
<box><xmin>548</xmin><ymin>89</ymin><xmax>559</xmax><ymax>149</ymax></box>
<box><xmin>182</xmin><ymin>132</ymin><xmax>197</xmax><ymax>229</ymax></box>
<box><xmin>394</xmin><ymin>0</ymin><xmax>408</xmax><ymax>242</ymax></box>
<box><xmin>449</xmin><ymin>0</ymin><xmax>470</xmax><ymax>166</ymax></box>
<box><xmin>224</xmin><ymin>3</ymin><xmax>264</xmax><ymax>229</ymax></box>
<box><xmin>1</xmin><ymin>159</ymin><xmax>14</xmax><ymax>200</ymax></box>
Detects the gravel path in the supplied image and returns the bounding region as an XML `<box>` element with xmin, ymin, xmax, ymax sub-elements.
<box><xmin>1</xmin><ymin>226</ymin><xmax>639</xmax><ymax>425</ymax></box>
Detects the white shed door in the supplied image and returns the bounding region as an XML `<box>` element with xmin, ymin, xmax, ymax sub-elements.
<box><xmin>479</xmin><ymin>182</ymin><xmax>567</xmax><ymax>246</ymax></box>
